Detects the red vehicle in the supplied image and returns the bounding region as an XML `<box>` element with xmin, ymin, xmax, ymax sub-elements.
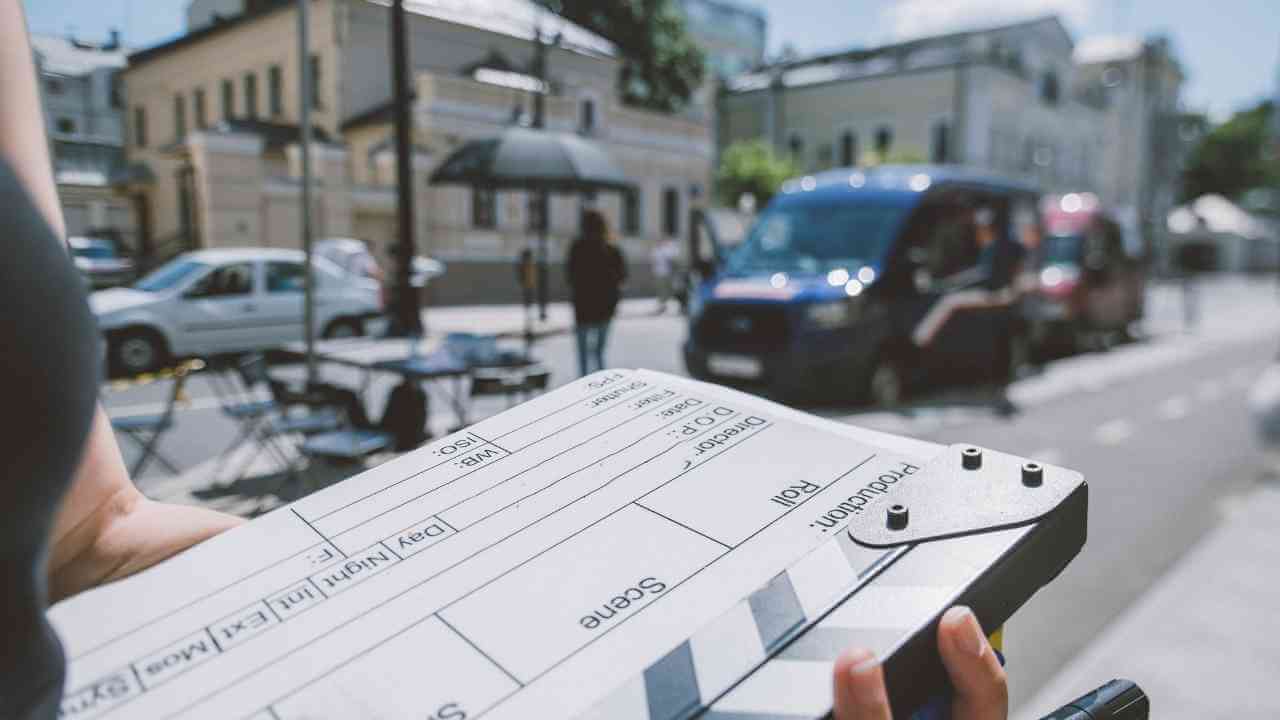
<box><xmin>1028</xmin><ymin>193</ymin><xmax>1145</xmax><ymax>350</ymax></box>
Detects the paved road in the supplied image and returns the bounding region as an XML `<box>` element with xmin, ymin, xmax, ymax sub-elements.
<box><xmin>101</xmin><ymin>276</ymin><xmax>1280</xmax><ymax>710</ymax></box>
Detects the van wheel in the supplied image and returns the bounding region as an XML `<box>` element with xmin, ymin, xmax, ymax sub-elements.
<box><xmin>323</xmin><ymin>317</ymin><xmax>364</xmax><ymax>339</ymax></box>
<box><xmin>865</xmin><ymin>356</ymin><xmax>904</xmax><ymax>408</ymax></box>
<box><xmin>111</xmin><ymin>328</ymin><xmax>168</xmax><ymax>376</ymax></box>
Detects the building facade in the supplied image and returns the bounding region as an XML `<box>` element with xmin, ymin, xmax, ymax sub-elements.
<box><xmin>676</xmin><ymin>0</ymin><xmax>767</xmax><ymax>165</ymax></box>
<box><xmin>678</xmin><ymin>0</ymin><xmax>766</xmax><ymax>80</ymax></box>
<box><xmin>720</xmin><ymin>17</ymin><xmax>1105</xmax><ymax>197</ymax></box>
<box><xmin>121</xmin><ymin>0</ymin><xmax>713</xmax><ymax>303</ymax></box>
<box><xmin>31</xmin><ymin>32</ymin><xmax>137</xmax><ymax>245</ymax></box>
<box><xmin>1073</xmin><ymin>35</ymin><xmax>1186</xmax><ymax>257</ymax></box>
<box><xmin>718</xmin><ymin>16</ymin><xmax>1187</xmax><ymax>259</ymax></box>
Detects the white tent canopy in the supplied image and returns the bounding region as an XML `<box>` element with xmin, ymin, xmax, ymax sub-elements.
<box><xmin>1168</xmin><ymin>193</ymin><xmax>1271</xmax><ymax>240</ymax></box>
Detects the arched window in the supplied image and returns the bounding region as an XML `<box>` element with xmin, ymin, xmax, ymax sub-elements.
<box><xmin>931</xmin><ymin>121</ymin><xmax>950</xmax><ymax>163</ymax></box>
<box><xmin>1041</xmin><ymin>70</ymin><xmax>1060</xmax><ymax>105</ymax></box>
<box><xmin>580</xmin><ymin>98</ymin><xmax>596</xmax><ymax>134</ymax></box>
<box><xmin>662</xmin><ymin>187</ymin><xmax>680</xmax><ymax>237</ymax></box>
<box><xmin>874</xmin><ymin>125</ymin><xmax>893</xmax><ymax>157</ymax></box>
<box><xmin>787</xmin><ymin>132</ymin><xmax>804</xmax><ymax>163</ymax></box>
<box><xmin>839</xmin><ymin>130</ymin><xmax>858</xmax><ymax>166</ymax></box>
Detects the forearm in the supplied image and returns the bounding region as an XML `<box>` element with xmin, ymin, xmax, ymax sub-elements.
<box><xmin>0</xmin><ymin>5</ymin><xmax>243</xmax><ymax>603</ymax></box>
<box><xmin>46</xmin><ymin>410</ymin><xmax>244</xmax><ymax>602</ymax></box>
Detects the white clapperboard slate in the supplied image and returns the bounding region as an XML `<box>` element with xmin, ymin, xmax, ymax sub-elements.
<box><xmin>50</xmin><ymin>369</ymin><xmax>1087</xmax><ymax>720</ymax></box>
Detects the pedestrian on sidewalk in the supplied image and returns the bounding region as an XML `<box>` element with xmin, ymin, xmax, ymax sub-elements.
<box><xmin>1177</xmin><ymin>215</ymin><xmax>1214</xmax><ymax>332</ymax></box>
<box><xmin>652</xmin><ymin>236</ymin><xmax>680</xmax><ymax>314</ymax></box>
<box><xmin>567</xmin><ymin>210</ymin><xmax>627</xmax><ymax>376</ymax></box>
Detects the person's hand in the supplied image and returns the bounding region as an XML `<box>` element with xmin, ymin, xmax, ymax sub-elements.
<box><xmin>832</xmin><ymin>606</ymin><xmax>1007</xmax><ymax>720</ymax></box>
<box><xmin>47</xmin><ymin>408</ymin><xmax>243</xmax><ymax>602</ymax></box>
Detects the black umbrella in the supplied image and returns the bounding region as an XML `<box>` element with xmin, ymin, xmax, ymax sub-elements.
<box><xmin>429</xmin><ymin>126</ymin><xmax>634</xmax><ymax>349</ymax></box>
<box><xmin>429</xmin><ymin>126</ymin><xmax>633</xmax><ymax>193</ymax></box>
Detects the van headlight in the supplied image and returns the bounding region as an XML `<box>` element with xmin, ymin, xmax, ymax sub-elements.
<box><xmin>805</xmin><ymin>300</ymin><xmax>858</xmax><ymax>329</ymax></box>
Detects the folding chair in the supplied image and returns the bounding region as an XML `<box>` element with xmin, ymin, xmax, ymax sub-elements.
<box><xmin>300</xmin><ymin>429</ymin><xmax>393</xmax><ymax>465</ymax></box>
<box><xmin>205</xmin><ymin>354</ymin><xmax>285</xmax><ymax>484</ymax></box>
<box><xmin>207</xmin><ymin>353</ymin><xmax>346</xmax><ymax>484</ymax></box>
<box><xmin>471</xmin><ymin>363</ymin><xmax>552</xmax><ymax>410</ymax></box>
<box><xmin>110</xmin><ymin>360</ymin><xmax>201</xmax><ymax>477</ymax></box>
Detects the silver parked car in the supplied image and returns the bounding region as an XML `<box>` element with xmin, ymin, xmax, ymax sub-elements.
<box><xmin>314</xmin><ymin>237</ymin><xmax>446</xmax><ymax>289</ymax></box>
<box><xmin>70</xmin><ymin>236</ymin><xmax>135</xmax><ymax>289</ymax></box>
<box><xmin>91</xmin><ymin>248</ymin><xmax>383</xmax><ymax>375</ymax></box>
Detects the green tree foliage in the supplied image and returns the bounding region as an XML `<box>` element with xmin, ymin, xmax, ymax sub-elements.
<box><xmin>715</xmin><ymin>140</ymin><xmax>799</xmax><ymax>207</ymax></box>
<box><xmin>1180</xmin><ymin>101</ymin><xmax>1280</xmax><ymax>202</ymax></box>
<box><xmin>536</xmin><ymin>0</ymin><xmax>706</xmax><ymax>113</ymax></box>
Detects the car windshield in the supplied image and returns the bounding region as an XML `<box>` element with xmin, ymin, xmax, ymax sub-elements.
<box><xmin>134</xmin><ymin>259</ymin><xmax>209</xmax><ymax>293</ymax></box>
<box><xmin>1042</xmin><ymin>233</ymin><xmax>1083</xmax><ymax>265</ymax></box>
<box><xmin>72</xmin><ymin>244</ymin><xmax>115</xmax><ymax>260</ymax></box>
<box><xmin>725</xmin><ymin>202</ymin><xmax>907</xmax><ymax>275</ymax></box>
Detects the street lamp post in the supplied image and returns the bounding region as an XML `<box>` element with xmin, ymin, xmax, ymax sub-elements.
<box><xmin>298</xmin><ymin>0</ymin><xmax>316</xmax><ymax>385</ymax></box>
<box><xmin>389</xmin><ymin>0</ymin><xmax>423</xmax><ymax>337</ymax></box>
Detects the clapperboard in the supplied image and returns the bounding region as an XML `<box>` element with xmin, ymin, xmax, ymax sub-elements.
<box><xmin>51</xmin><ymin>369</ymin><xmax>1086</xmax><ymax>719</ymax></box>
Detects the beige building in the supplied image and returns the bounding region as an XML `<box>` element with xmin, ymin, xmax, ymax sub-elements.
<box><xmin>121</xmin><ymin>0</ymin><xmax>713</xmax><ymax>303</ymax></box>
<box><xmin>720</xmin><ymin>16</ymin><xmax>1107</xmax><ymax>197</ymax></box>
<box><xmin>1073</xmin><ymin>35</ymin><xmax>1185</xmax><ymax>256</ymax></box>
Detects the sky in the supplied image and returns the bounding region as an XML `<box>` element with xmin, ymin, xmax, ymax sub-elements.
<box><xmin>22</xmin><ymin>0</ymin><xmax>1280</xmax><ymax>122</ymax></box>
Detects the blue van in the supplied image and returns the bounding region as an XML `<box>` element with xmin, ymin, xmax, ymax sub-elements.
<box><xmin>684</xmin><ymin>165</ymin><xmax>1041</xmax><ymax>404</ymax></box>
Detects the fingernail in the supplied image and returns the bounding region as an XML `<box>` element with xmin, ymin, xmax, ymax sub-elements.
<box><xmin>945</xmin><ymin>606</ymin><xmax>987</xmax><ymax>657</ymax></box>
<box><xmin>844</xmin><ymin>647</ymin><xmax>880</xmax><ymax>675</ymax></box>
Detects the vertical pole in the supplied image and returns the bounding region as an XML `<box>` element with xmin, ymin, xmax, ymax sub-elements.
<box><xmin>298</xmin><ymin>0</ymin><xmax>317</xmax><ymax>385</ymax></box>
<box><xmin>391</xmin><ymin>0</ymin><xmax>422</xmax><ymax>336</ymax></box>
<box><xmin>531</xmin><ymin>25</ymin><xmax>549</xmax><ymax>321</ymax></box>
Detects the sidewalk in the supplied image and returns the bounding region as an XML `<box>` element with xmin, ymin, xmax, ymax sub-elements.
<box><xmin>1013</xmin><ymin>482</ymin><xmax>1280</xmax><ymax>720</ymax></box>
<box><xmin>420</xmin><ymin>297</ymin><xmax>667</xmax><ymax>340</ymax></box>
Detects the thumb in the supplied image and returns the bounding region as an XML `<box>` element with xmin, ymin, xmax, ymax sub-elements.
<box><xmin>937</xmin><ymin>606</ymin><xmax>1008</xmax><ymax>720</ymax></box>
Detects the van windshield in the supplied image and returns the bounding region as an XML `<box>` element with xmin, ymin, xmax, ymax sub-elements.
<box><xmin>726</xmin><ymin>202</ymin><xmax>907</xmax><ymax>275</ymax></box>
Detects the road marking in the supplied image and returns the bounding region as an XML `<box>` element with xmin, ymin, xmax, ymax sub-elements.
<box><xmin>107</xmin><ymin>396</ymin><xmax>224</xmax><ymax>419</ymax></box>
<box><xmin>1159</xmin><ymin>395</ymin><xmax>1191</xmax><ymax>421</ymax></box>
<box><xmin>1197</xmin><ymin>379</ymin><xmax>1223</xmax><ymax>402</ymax></box>
<box><xmin>1094</xmin><ymin>418</ymin><xmax>1134</xmax><ymax>446</ymax></box>
<box><xmin>1028</xmin><ymin>448</ymin><xmax>1064</xmax><ymax>466</ymax></box>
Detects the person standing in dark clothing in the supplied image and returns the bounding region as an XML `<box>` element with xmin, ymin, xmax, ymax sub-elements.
<box><xmin>567</xmin><ymin>210</ymin><xmax>627</xmax><ymax>376</ymax></box>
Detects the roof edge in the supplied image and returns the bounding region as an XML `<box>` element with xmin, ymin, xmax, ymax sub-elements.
<box><xmin>757</xmin><ymin>14</ymin><xmax>1068</xmax><ymax>74</ymax></box>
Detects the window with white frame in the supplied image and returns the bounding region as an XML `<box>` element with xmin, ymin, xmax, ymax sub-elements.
<box><xmin>473</xmin><ymin>187</ymin><xmax>497</xmax><ymax>229</ymax></box>
<box><xmin>624</xmin><ymin>188</ymin><xmax>642</xmax><ymax>236</ymax></box>
<box><xmin>839</xmin><ymin>129</ymin><xmax>858</xmax><ymax>166</ymax></box>
<box><xmin>931</xmin><ymin>120</ymin><xmax>950</xmax><ymax>163</ymax></box>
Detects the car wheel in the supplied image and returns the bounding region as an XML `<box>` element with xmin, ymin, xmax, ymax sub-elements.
<box><xmin>323</xmin><ymin>317</ymin><xmax>364</xmax><ymax>339</ymax></box>
<box><xmin>866</xmin><ymin>356</ymin><xmax>904</xmax><ymax>408</ymax></box>
<box><xmin>111</xmin><ymin>329</ymin><xmax>167</xmax><ymax>376</ymax></box>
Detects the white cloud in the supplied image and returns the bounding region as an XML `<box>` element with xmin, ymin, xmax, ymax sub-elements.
<box><xmin>881</xmin><ymin>0</ymin><xmax>1096</xmax><ymax>41</ymax></box>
